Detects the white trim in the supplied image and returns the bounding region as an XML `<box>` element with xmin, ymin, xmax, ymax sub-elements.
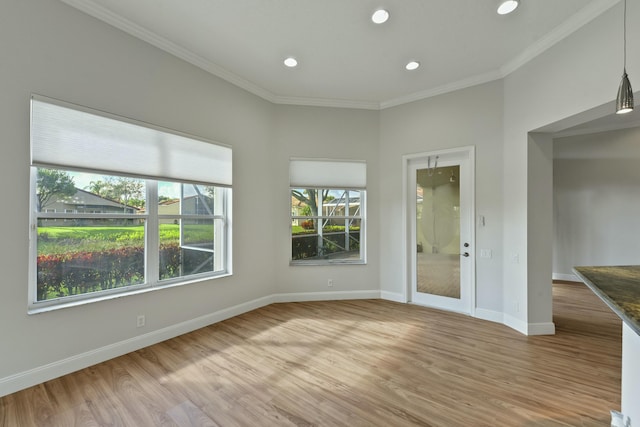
<box><xmin>59</xmin><ymin>0</ymin><xmax>276</xmax><ymax>104</ymax></box>
<box><xmin>503</xmin><ymin>313</ymin><xmax>556</xmax><ymax>336</ymax></box>
<box><xmin>381</xmin><ymin>70</ymin><xmax>502</xmax><ymax>109</ymax></box>
<box><xmin>468</xmin><ymin>148</ymin><xmax>477</xmax><ymax>317</ymax></box>
<box><xmin>29</xmin><ymin>176</ymin><xmax>232</xmax><ymax>312</ymax></box>
<box><xmin>273</xmin><ymin>290</ymin><xmax>380</xmax><ymax>303</ymax></box>
<box><xmin>499</xmin><ymin>0</ymin><xmax>619</xmax><ymax>77</ymax></box>
<box><xmin>401</xmin><ymin>156</ymin><xmax>410</xmax><ymax>304</ymax></box>
<box><xmin>622</xmin><ymin>322</ymin><xmax>640</xmax><ymax>423</ymax></box>
<box><xmin>552</xmin><ymin>273</ymin><xmax>580</xmax><ymax>282</ymax></box>
<box><xmin>527</xmin><ymin>322</ymin><xmax>556</xmax><ymax>336</ymax></box>
<box><xmin>0</xmin><ymin>295</ymin><xmax>274</xmax><ymax>397</ymax></box>
<box><xmin>60</xmin><ymin>0</ymin><xmax>618</xmax><ymax>111</ymax></box>
<box><xmin>3</xmin><ymin>286</ymin><xmax>556</xmax><ymax>397</ymax></box>
<box><xmin>474</xmin><ymin>308</ymin><xmax>504</xmax><ymax>324</ymax></box>
<box><xmin>402</xmin><ymin>146</ymin><xmax>476</xmax><ymax>316</ymax></box>
<box><xmin>274</xmin><ymin>95</ymin><xmax>380</xmax><ymax>111</ymax></box>
<box><xmin>380</xmin><ymin>291</ymin><xmax>405</xmax><ymax>303</ymax></box>
<box><xmin>503</xmin><ymin>313</ymin><xmax>529</xmax><ymax>335</ymax></box>
<box><xmin>1</xmin><ymin>290</ymin><xmax>379</xmax><ymax>397</ymax></box>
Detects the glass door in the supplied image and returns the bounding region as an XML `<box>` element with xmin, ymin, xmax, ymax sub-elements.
<box><xmin>408</xmin><ymin>149</ymin><xmax>473</xmax><ymax>314</ymax></box>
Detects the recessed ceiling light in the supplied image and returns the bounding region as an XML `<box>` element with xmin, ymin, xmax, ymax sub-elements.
<box><xmin>405</xmin><ymin>61</ymin><xmax>420</xmax><ymax>71</ymax></box>
<box><xmin>497</xmin><ymin>0</ymin><xmax>519</xmax><ymax>15</ymax></box>
<box><xmin>371</xmin><ymin>9</ymin><xmax>390</xmax><ymax>24</ymax></box>
<box><xmin>284</xmin><ymin>57</ymin><xmax>298</xmax><ymax>68</ymax></box>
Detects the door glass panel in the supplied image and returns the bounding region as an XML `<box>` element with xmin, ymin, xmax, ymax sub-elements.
<box><xmin>416</xmin><ymin>165</ymin><xmax>461</xmax><ymax>299</ymax></box>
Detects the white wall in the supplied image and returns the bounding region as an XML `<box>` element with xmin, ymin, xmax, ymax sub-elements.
<box><xmin>379</xmin><ymin>81</ymin><xmax>504</xmax><ymax>315</ymax></box>
<box><xmin>272</xmin><ymin>105</ymin><xmax>381</xmax><ymax>296</ymax></box>
<box><xmin>0</xmin><ymin>0</ymin><xmax>386</xmax><ymax>396</ymax></box>
<box><xmin>0</xmin><ymin>0</ymin><xmax>278</xmax><ymax>393</ymax></box>
<box><xmin>503</xmin><ymin>0</ymin><xmax>640</xmax><ymax>333</ymax></box>
<box><xmin>3</xmin><ymin>0</ymin><xmax>637</xmax><ymax>400</ymax></box>
<box><xmin>554</xmin><ymin>127</ymin><xmax>640</xmax><ymax>278</ymax></box>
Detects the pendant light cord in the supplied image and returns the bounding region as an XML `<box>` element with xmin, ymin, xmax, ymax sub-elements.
<box><xmin>624</xmin><ymin>0</ymin><xmax>627</xmax><ymax>72</ymax></box>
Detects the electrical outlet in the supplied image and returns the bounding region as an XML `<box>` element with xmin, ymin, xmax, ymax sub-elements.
<box><xmin>328</xmin><ymin>279</ymin><xmax>333</xmax><ymax>287</ymax></box>
<box><xmin>136</xmin><ymin>314</ymin><xmax>145</xmax><ymax>328</ymax></box>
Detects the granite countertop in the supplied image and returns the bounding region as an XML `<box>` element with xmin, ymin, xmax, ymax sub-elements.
<box><xmin>573</xmin><ymin>265</ymin><xmax>640</xmax><ymax>336</ymax></box>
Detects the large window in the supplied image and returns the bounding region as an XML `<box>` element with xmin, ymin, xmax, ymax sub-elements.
<box><xmin>29</xmin><ymin>96</ymin><xmax>232</xmax><ymax>310</ymax></box>
<box><xmin>290</xmin><ymin>159</ymin><xmax>366</xmax><ymax>264</ymax></box>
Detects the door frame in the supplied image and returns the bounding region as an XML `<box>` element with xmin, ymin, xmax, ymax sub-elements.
<box><xmin>401</xmin><ymin>146</ymin><xmax>476</xmax><ymax>316</ymax></box>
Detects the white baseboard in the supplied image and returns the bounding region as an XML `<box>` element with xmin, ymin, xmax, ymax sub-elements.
<box><xmin>503</xmin><ymin>313</ymin><xmax>556</xmax><ymax>336</ymax></box>
<box><xmin>527</xmin><ymin>322</ymin><xmax>556</xmax><ymax>335</ymax></box>
<box><xmin>380</xmin><ymin>291</ymin><xmax>405</xmax><ymax>303</ymax></box>
<box><xmin>503</xmin><ymin>313</ymin><xmax>528</xmax><ymax>335</ymax></box>
<box><xmin>0</xmin><ymin>288</ymin><xmax>556</xmax><ymax>397</ymax></box>
<box><xmin>553</xmin><ymin>273</ymin><xmax>580</xmax><ymax>282</ymax></box>
<box><xmin>1</xmin><ymin>291</ymin><xmax>380</xmax><ymax>397</ymax></box>
<box><xmin>474</xmin><ymin>308</ymin><xmax>504</xmax><ymax>324</ymax></box>
<box><xmin>273</xmin><ymin>290</ymin><xmax>380</xmax><ymax>303</ymax></box>
<box><xmin>0</xmin><ymin>295</ymin><xmax>274</xmax><ymax>398</ymax></box>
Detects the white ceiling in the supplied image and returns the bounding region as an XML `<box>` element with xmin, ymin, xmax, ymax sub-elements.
<box><xmin>61</xmin><ymin>0</ymin><xmax>619</xmax><ymax>110</ymax></box>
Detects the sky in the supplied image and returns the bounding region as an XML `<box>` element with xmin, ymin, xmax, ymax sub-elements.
<box><xmin>68</xmin><ymin>170</ymin><xmax>181</xmax><ymax>199</ymax></box>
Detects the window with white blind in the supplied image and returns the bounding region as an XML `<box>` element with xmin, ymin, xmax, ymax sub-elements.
<box><xmin>290</xmin><ymin>159</ymin><xmax>366</xmax><ymax>265</ymax></box>
<box><xmin>29</xmin><ymin>95</ymin><xmax>232</xmax><ymax>310</ymax></box>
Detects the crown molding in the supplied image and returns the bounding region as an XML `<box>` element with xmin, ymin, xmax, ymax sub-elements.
<box><xmin>380</xmin><ymin>70</ymin><xmax>503</xmax><ymax>109</ymax></box>
<box><xmin>273</xmin><ymin>95</ymin><xmax>380</xmax><ymax>110</ymax></box>
<box><xmin>59</xmin><ymin>0</ymin><xmax>277</xmax><ymax>104</ymax></box>
<box><xmin>61</xmin><ymin>0</ymin><xmax>620</xmax><ymax>111</ymax></box>
<box><xmin>500</xmin><ymin>0</ymin><xmax>620</xmax><ymax>76</ymax></box>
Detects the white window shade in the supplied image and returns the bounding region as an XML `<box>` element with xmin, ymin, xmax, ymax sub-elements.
<box><xmin>31</xmin><ymin>96</ymin><xmax>232</xmax><ymax>186</ymax></box>
<box><xmin>289</xmin><ymin>159</ymin><xmax>366</xmax><ymax>189</ymax></box>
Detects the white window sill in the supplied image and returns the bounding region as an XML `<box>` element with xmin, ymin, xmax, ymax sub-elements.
<box><xmin>28</xmin><ymin>272</ymin><xmax>231</xmax><ymax>315</ymax></box>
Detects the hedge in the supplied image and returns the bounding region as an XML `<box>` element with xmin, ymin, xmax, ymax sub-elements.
<box><xmin>36</xmin><ymin>243</ymin><xmax>207</xmax><ymax>301</ymax></box>
<box><xmin>291</xmin><ymin>231</ymin><xmax>360</xmax><ymax>260</ymax></box>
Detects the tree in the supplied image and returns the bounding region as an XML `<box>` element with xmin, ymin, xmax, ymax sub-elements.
<box><xmin>86</xmin><ymin>177</ymin><xmax>144</xmax><ymax>209</ymax></box>
<box><xmin>87</xmin><ymin>180</ymin><xmax>108</xmax><ymax>196</ymax></box>
<box><xmin>110</xmin><ymin>177</ymin><xmax>144</xmax><ymax>208</ymax></box>
<box><xmin>36</xmin><ymin>169</ymin><xmax>76</xmax><ymax>211</ymax></box>
<box><xmin>291</xmin><ymin>189</ymin><xmax>330</xmax><ymax>216</ymax></box>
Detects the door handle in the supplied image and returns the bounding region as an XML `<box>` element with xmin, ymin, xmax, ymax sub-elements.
<box><xmin>462</xmin><ymin>252</ymin><xmax>470</xmax><ymax>257</ymax></box>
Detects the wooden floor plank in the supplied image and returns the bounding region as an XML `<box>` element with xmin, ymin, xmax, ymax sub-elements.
<box><xmin>0</xmin><ymin>282</ymin><xmax>621</xmax><ymax>426</ymax></box>
<box><xmin>166</xmin><ymin>400</ymin><xmax>221</xmax><ymax>427</ymax></box>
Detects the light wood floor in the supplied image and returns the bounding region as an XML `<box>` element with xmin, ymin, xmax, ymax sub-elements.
<box><xmin>0</xmin><ymin>282</ymin><xmax>622</xmax><ymax>426</ymax></box>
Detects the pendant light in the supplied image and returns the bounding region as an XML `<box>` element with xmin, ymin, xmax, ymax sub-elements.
<box><xmin>616</xmin><ymin>0</ymin><xmax>634</xmax><ymax>114</ymax></box>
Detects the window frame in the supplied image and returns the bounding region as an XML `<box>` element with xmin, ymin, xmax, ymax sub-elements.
<box><xmin>290</xmin><ymin>187</ymin><xmax>366</xmax><ymax>266</ymax></box>
<box><xmin>154</xmin><ymin>181</ymin><xmax>229</xmax><ymax>283</ymax></box>
<box><xmin>29</xmin><ymin>169</ymin><xmax>232</xmax><ymax>312</ymax></box>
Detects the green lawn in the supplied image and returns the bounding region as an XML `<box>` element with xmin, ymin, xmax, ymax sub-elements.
<box><xmin>37</xmin><ymin>224</ymin><xmax>194</xmax><ymax>255</ymax></box>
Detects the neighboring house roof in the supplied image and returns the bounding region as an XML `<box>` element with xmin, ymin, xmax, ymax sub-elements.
<box><xmin>50</xmin><ymin>188</ymin><xmax>140</xmax><ymax>211</ymax></box>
